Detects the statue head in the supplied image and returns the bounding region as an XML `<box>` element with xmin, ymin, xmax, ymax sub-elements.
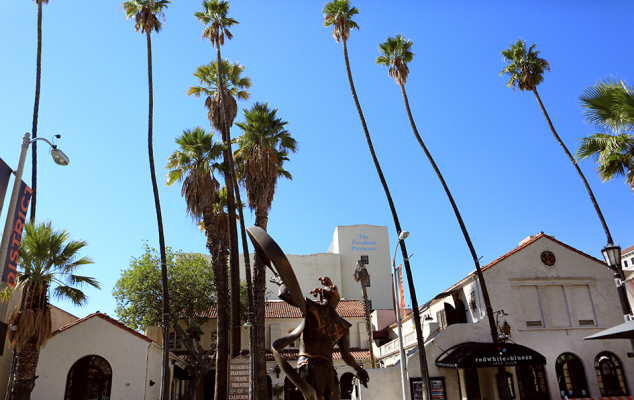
<box><xmin>310</xmin><ymin>276</ymin><xmax>340</xmax><ymax>307</ymax></box>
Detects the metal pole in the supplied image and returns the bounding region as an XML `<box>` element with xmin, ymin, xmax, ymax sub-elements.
<box><xmin>0</xmin><ymin>133</ymin><xmax>30</xmax><ymax>285</ymax></box>
<box><xmin>392</xmin><ymin>240</ymin><xmax>409</xmax><ymax>400</ymax></box>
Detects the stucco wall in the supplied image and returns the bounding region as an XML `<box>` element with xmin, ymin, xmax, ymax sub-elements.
<box><xmin>32</xmin><ymin>316</ymin><xmax>159</xmax><ymax>400</ymax></box>
<box><xmin>333</xmin><ymin>225</ymin><xmax>393</xmax><ymax>311</ymax></box>
<box><xmin>373</xmin><ymin>235</ymin><xmax>634</xmax><ymax>400</ymax></box>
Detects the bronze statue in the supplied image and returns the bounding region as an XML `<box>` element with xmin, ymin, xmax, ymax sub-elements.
<box><xmin>247</xmin><ymin>227</ymin><xmax>369</xmax><ymax>400</ymax></box>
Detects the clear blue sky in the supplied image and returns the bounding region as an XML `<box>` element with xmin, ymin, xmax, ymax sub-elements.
<box><xmin>1</xmin><ymin>0</ymin><xmax>633</xmax><ymax>319</ymax></box>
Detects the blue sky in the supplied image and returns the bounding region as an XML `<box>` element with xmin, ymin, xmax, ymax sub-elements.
<box><xmin>1</xmin><ymin>0</ymin><xmax>633</xmax><ymax>319</ymax></box>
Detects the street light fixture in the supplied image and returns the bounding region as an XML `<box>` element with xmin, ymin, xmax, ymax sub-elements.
<box><xmin>601</xmin><ymin>243</ymin><xmax>633</xmax><ymax>322</ymax></box>
<box><xmin>391</xmin><ymin>230</ymin><xmax>411</xmax><ymax>400</ymax></box>
<box><xmin>0</xmin><ymin>132</ymin><xmax>69</xmax><ymax>286</ymax></box>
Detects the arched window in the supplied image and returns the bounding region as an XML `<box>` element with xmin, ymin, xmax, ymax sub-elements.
<box><xmin>517</xmin><ymin>365</ymin><xmax>550</xmax><ymax>400</ymax></box>
<box><xmin>556</xmin><ymin>353</ymin><xmax>589</xmax><ymax>398</ymax></box>
<box><xmin>595</xmin><ymin>352</ymin><xmax>629</xmax><ymax>396</ymax></box>
<box><xmin>64</xmin><ymin>355</ymin><xmax>112</xmax><ymax>400</ymax></box>
<box><xmin>340</xmin><ymin>372</ymin><xmax>355</xmax><ymax>399</ymax></box>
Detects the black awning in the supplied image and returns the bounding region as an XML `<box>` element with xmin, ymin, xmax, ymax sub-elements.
<box><xmin>435</xmin><ymin>342</ymin><xmax>546</xmax><ymax>369</ymax></box>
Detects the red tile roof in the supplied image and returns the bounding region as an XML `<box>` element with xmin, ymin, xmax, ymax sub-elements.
<box><xmin>52</xmin><ymin>312</ymin><xmax>152</xmax><ymax>343</ymax></box>
<box><xmin>265</xmin><ymin>299</ymin><xmax>365</xmax><ymax>318</ymax></box>
<box><xmin>197</xmin><ymin>299</ymin><xmax>365</xmax><ymax>320</ymax></box>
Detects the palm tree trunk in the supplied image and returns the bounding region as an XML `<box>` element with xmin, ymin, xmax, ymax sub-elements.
<box><xmin>146</xmin><ymin>29</ymin><xmax>170</xmax><ymax>400</ymax></box>
<box><xmin>229</xmin><ymin>150</ymin><xmax>258</xmax><ymax>399</ymax></box>
<box><xmin>399</xmin><ymin>83</ymin><xmax>510</xmax><ymax>400</ymax></box>
<box><xmin>205</xmin><ymin>211</ymin><xmax>229</xmax><ymax>400</ymax></box>
<box><xmin>532</xmin><ymin>87</ymin><xmax>613</xmax><ymax>244</ymax></box>
<box><xmin>340</xmin><ymin>38</ymin><xmax>430</xmax><ymax>400</ymax></box>
<box><xmin>360</xmin><ymin>282</ymin><xmax>375</xmax><ymax>368</ymax></box>
<box><xmin>253</xmin><ymin>204</ymin><xmax>269</xmax><ymax>400</ymax></box>
<box><xmin>214</xmin><ymin>43</ymin><xmax>242</xmax><ymax>359</ymax></box>
<box><xmin>10</xmin><ymin>336</ymin><xmax>39</xmax><ymax>400</ymax></box>
<box><xmin>30</xmin><ymin>0</ymin><xmax>43</xmax><ymax>223</ymax></box>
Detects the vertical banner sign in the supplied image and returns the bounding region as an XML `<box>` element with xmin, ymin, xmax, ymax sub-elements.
<box><xmin>228</xmin><ymin>357</ymin><xmax>249</xmax><ymax>400</ymax></box>
<box><xmin>2</xmin><ymin>181</ymin><xmax>32</xmax><ymax>287</ymax></box>
<box><xmin>398</xmin><ymin>265</ymin><xmax>406</xmax><ymax>318</ymax></box>
<box><xmin>0</xmin><ymin>158</ymin><xmax>12</xmax><ymax>216</ymax></box>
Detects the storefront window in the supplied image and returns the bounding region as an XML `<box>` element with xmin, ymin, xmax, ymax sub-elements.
<box><xmin>595</xmin><ymin>352</ymin><xmax>629</xmax><ymax>396</ymax></box>
<box><xmin>517</xmin><ymin>365</ymin><xmax>549</xmax><ymax>400</ymax></box>
<box><xmin>556</xmin><ymin>353</ymin><xmax>589</xmax><ymax>398</ymax></box>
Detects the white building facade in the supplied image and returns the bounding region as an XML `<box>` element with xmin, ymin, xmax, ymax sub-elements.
<box><xmin>368</xmin><ymin>233</ymin><xmax>634</xmax><ymax>400</ymax></box>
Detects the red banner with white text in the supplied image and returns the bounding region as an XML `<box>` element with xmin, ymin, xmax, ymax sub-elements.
<box><xmin>2</xmin><ymin>181</ymin><xmax>32</xmax><ymax>287</ymax></box>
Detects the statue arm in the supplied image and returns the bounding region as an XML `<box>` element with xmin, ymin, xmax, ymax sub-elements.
<box><xmin>339</xmin><ymin>331</ymin><xmax>369</xmax><ymax>388</ymax></box>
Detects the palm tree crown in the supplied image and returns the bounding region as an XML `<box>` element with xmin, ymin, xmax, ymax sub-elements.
<box><xmin>165</xmin><ymin>127</ymin><xmax>225</xmax><ymax>220</ymax></box>
<box><xmin>322</xmin><ymin>0</ymin><xmax>359</xmax><ymax>43</ymax></box>
<box><xmin>376</xmin><ymin>34</ymin><xmax>414</xmax><ymax>86</ymax></box>
<box><xmin>580</xmin><ymin>77</ymin><xmax>634</xmax><ymax>133</ymax></box>
<box><xmin>10</xmin><ymin>221</ymin><xmax>97</xmax><ymax>349</ymax></box>
<box><xmin>195</xmin><ymin>0</ymin><xmax>238</xmax><ymax>47</ymax></box>
<box><xmin>188</xmin><ymin>60</ymin><xmax>251</xmax><ymax>131</ymax></box>
<box><xmin>499</xmin><ymin>38</ymin><xmax>550</xmax><ymax>92</ymax></box>
<box><xmin>122</xmin><ymin>0</ymin><xmax>170</xmax><ymax>34</ymax></box>
<box><xmin>234</xmin><ymin>102</ymin><xmax>298</xmax><ymax>210</ymax></box>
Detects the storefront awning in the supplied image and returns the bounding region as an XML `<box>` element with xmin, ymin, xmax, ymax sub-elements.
<box><xmin>584</xmin><ymin>320</ymin><xmax>634</xmax><ymax>340</ymax></box>
<box><xmin>435</xmin><ymin>342</ymin><xmax>546</xmax><ymax>369</ymax></box>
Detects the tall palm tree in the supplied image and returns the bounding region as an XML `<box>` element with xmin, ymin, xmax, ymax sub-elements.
<box><xmin>234</xmin><ymin>102</ymin><xmax>297</xmax><ymax>398</ymax></box>
<box><xmin>322</xmin><ymin>3</ymin><xmax>429</xmax><ymax>397</ymax></box>
<box><xmin>377</xmin><ymin>34</ymin><xmax>509</xmax><ymax>400</ymax></box>
<box><xmin>194</xmin><ymin>0</ymin><xmax>246</xmax><ymax>358</ymax></box>
<box><xmin>121</xmin><ymin>1</ymin><xmax>171</xmax><ymax>398</ymax></box>
<box><xmin>353</xmin><ymin>259</ymin><xmax>375</xmax><ymax>368</ymax></box>
<box><xmin>8</xmin><ymin>221</ymin><xmax>98</xmax><ymax>400</ymax></box>
<box><xmin>165</xmin><ymin>127</ymin><xmax>231</xmax><ymax>400</ymax></box>
<box><xmin>577</xmin><ymin>77</ymin><xmax>634</xmax><ymax>194</ymax></box>
<box><xmin>29</xmin><ymin>0</ymin><xmax>50</xmax><ymax>223</ymax></box>
<box><xmin>500</xmin><ymin>39</ymin><xmax>614</xmax><ymax>244</ymax></box>
<box><xmin>501</xmin><ymin>39</ymin><xmax>633</xmax><ymax>326</ymax></box>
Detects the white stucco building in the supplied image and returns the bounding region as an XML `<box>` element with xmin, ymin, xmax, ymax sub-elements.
<box><xmin>366</xmin><ymin>233</ymin><xmax>634</xmax><ymax>400</ymax></box>
<box><xmin>32</xmin><ymin>312</ymin><xmax>182</xmax><ymax>400</ymax></box>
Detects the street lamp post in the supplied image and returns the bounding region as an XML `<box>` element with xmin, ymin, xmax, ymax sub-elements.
<box><xmin>0</xmin><ymin>133</ymin><xmax>69</xmax><ymax>285</ymax></box>
<box><xmin>391</xmin><ymin>230</ymin><xmax>417</xmax><ymax>400</ymax></box>
<box><xmin>0</xmin><ymin>132</ymin><xmax>68</xmax><ymax>400</ymax></box>
<box><xmin>601</xmin><ymin>244</ymin><xmax>634</xmax><ymax>352</ymax></box>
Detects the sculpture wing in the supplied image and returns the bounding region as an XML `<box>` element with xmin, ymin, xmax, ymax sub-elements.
<box><xmin>246</xmin><ymin>226</ymin><xmax>306</xmax><ymax>315</ymax></box>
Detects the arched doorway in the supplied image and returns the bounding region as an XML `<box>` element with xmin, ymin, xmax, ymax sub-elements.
<box><xmin>517</xmin><ymin>365</ymin><xmax>550</xmax><ymax>400</ymax></box>
<box><xmin>595</xmin><ymin>352</ymin><xmax>629</xmax><ymax>396</ymax></box>
<box><xmin>555</xmin><ymin>353</ymin><xmax>589</xmax><ymax>398</ymax></box>
<box><xmin>64</xmin><ymin>355</ymin><xmax>112</xmax><ymax>400</ymax></box>
<box><xmin>340</xmin><ymin>372</ymin><xmax>354</xmax><ymax>399</ymax></box>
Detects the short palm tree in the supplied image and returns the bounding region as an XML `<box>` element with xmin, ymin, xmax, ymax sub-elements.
<box><xmin>353</xmin><ymin>259</ymin><xmax>375</xmax><ymax>368</ymax></box>
<box><xmin>234</xmin><ymin>101</ymin><xmax>297</xmax><ymax>397</ymax></box>
<box><xmin>577</xmin><ymin>77</ymin><xmax>634</xmax><ymax>194</ymax></box>
<box><xmin>29</xmin><ymin>0</ymin><xmax>51</xmax><ymax>223</ymax></box>
<box><xmin>323</xmin><ymin>3</ymin><xmax>428</xmax><ymax>396</ymax></box>
<box><xmin>165</xmin><ymin>127</ymin><xmax>229</xmax><ymax>400</ymax></box>
<box><xmin>121</xmin><ymin>1</ymin><xmax>171</xmax><ymax>398</ymax></box>
<box><xmin>8</xmin><ymin>221</ymin><xmax>98</xmax><ymax>400</ymax></box>
<box><xmin>500</xmin><ymin>38</ymin><xmax>614</xmax><ymax>245</ymax></box>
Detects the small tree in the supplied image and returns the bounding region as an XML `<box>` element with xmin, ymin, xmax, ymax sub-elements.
<box><xmin>113</xmin><ymin>245</ymin><xmax>215</xmax><ymax>400</ymax></box>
